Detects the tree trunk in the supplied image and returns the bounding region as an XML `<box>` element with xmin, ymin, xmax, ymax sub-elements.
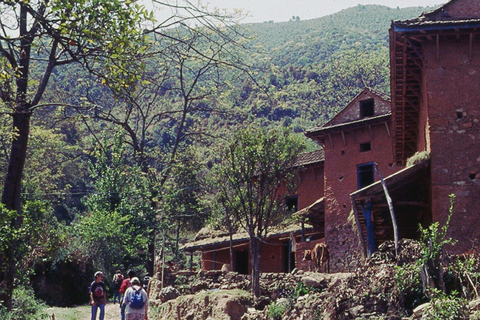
<box><xmin>2</xmin><ymin>111</ymin><xmax>31</xmax><ymax>212</ymax></box>
<box><xmin>0</xmin><ymin>110</ymin><xmax>32</xmax><ymax>309</ymax></box>
<box><xmin>250</xmin><ymin>236</ymin><xmax>262</xmax><ymax>298</ymax></box>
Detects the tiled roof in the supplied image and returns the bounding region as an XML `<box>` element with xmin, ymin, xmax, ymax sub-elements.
<box><xmin>365</xmin><ymin>87</ymin><xmax>391</xmax><ymax>102</ymax></box>
<box><xmin>393</xmin><ymin>0</ymin><xmax>480</xmax><ymax>28</ymax></box>
<box><xmin>306</xmin><ymin>114</ymin><xmax>391</xmax><ymax>137</ymax></box>
<box><xmin>294</xmin><ymin>149</ymin><xmax>325</xmax><ymax>167</ymax></box>
<box><xmin>393</xmin><ymin>17</ymin><xmax>480</xmax><ymax>28</ymax></box>
<box><xmin>182</xmin><ymin>222</ymin><xmax>314</xmax><ymax>252</ymax></box>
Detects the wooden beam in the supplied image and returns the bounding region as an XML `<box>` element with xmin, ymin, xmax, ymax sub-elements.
<box><xmin>384</xmin><ymin>122</ymin><xmax>391</xmax><ymax>137</ymax></box>
<box><xmin>470</xmin><ymin>32</ymin><xmax>473</xmax><ymax>60</ymax></box>
<box><xmin>436</xmin><ymin>34</ymin><xmax>440</xmax><ymax>61</ymax></box>
<box><xmin>374</xmin><ymin>163</ymin><xmax>399</xmax><ymax>257</ymax></box>
<box><xmin>395</xmin><ymin>201</ymin><xmax>429</xmax><ymax>207</ymax></box>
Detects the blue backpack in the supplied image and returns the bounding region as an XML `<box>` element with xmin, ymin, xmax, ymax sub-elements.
<box><xmin>129</xmin><ymin>288</ymin><xmax>144</xmax><ymax>309</ymax></box>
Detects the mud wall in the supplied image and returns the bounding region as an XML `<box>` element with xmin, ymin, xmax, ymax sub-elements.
<box><xmin>322</xmin><ymin>119</ymin><xmax>398</xmax><ymax>271</ymax></box>
<box><xmin>423</xmin><ymin>34</ymin><xmax>480</xmax><ymax>252</ymax></box>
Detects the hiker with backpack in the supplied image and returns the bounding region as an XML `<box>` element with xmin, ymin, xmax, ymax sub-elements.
<box><xmin>123</xmin><ymin>277</ymin><xmax>148</xmax><ymax>320</ymax></box>
<box><xmin>120</xmin><ymin>269</ymin><xmax>136</xmax><ymax>320</ymax></box>
<box><xmin>89</xmin><ymin>271</ymin><xmax>107</xmax><ymax>320</ymax></box>
<box><xmin>112</xmin><ymin>270</ymin><xmax>124</xmax><ymax>304</ymax></box>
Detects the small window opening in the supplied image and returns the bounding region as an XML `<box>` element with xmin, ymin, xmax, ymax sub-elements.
<box><xmin>285</xmin><ymin>196</ymin><xmax>298</xmax><ymax>213</ymax></box>
<box><xmin>339</xmin><ymin>176</ymin><xmax>344</xmax><ymax>181</ymax></box>
<box><xmin>359</xmin><ymin>142</ymin><xmax>372</xmax><ymax>152</ymax></box>
<box><xmin>360</xmin><ymin>99</ymin><xmax>375</xmax><ymax>118</ymax></box>
<box><xmin>341</xmin><ymin>150</ymin><xmax>345</xmax><ymax>156</ymax></box>
<box><xmin>456</xmin><ymin>111</ymin><xmax>463</xmax><ymax>119</ymax></box>
<box><xmin>357</xmin><ymin>163</ymin><xmax>375</xmax><ymax>189</ymax></box>
<box><xmin>469</xmin><ymin>173</ymin><xmax>476</xmax><ymax>180</ymax></box>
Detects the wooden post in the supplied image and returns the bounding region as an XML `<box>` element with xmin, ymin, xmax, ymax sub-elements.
<box><xmin>301</xmin><ymin>219</ymin><xmax>305</xmax><ymax>242</ymax></box>
<box><xmin>190</xmin><ymin>252</ymin><xmax>193</xmax><ymax>272</ymax></box>
<box><xmin>374</xmin><ymin>163</ymin><xmax>399</xmax><ymax>256</ymax></box>
<box><xmin>161</xmin><ymin>231</ymin><xmax>165</xmax><ymax>289</ymax></box>
<box><xmin>361</xmin><ymin>200</ymin><xmax>376</xmax><ymax>257</ymax></box>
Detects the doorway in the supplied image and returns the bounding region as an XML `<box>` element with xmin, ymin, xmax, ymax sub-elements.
<box><xmin>235</xmin><ymin>250</ymin><xmax>249</xmax><ymax>275</ymax></box>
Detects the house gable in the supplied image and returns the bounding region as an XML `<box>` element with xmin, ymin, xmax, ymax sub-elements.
<box><xmin>322</xmin><ymin>88</ymin><xmax>390</xmax><ymax>127</ymax></box>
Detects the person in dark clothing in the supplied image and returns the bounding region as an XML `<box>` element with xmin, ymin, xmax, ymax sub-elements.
<box><xmin>142</xmin><ymin>273</ymin><xmax>151</xmax><ymax>291</ymax></box>
<box><xmin>112</xmin><ymin>270</ymin><xmax>124</xmax><ymax>304</ymax></box>
<box><xmin>90</xmin><ymin>271</ymin><xmax>107</xmax><ymax>320</ymax></box>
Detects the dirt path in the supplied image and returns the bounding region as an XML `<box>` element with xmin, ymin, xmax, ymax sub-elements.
<box><xmin>103</xmin><ymin>301</ymin><xmax>122</xmax><ymax>319</ymax></box>
<box><xmin>46</xmin><ymin>301</ymin><xmax>125</xmax><ymax>320</ymax></box>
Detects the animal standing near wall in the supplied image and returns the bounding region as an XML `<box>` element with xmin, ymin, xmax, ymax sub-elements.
<box><xmin>303</xmin><ymin>243</ymin><xmax>330</xmax><ymax>273</ymax></box>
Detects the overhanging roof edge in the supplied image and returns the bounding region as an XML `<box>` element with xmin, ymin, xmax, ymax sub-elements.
<box><xmin>393</xmin><ymin>21</ymin><xmax>480</xmax><ymax>33</ymax></box>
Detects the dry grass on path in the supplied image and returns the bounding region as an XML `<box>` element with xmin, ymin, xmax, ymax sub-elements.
<box><xmin>45</xmin><ymin>302</ymin><xmax>122</xmax><ymax>320</ymax></box>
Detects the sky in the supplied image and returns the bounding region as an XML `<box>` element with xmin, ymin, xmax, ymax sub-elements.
<box><xmin>190</xmin><ymin>0</ymin><xmax>449</xmax><ymax>23</ymax></box>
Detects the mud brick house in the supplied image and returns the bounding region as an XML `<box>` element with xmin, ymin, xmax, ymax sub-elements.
<box><xmin>390</xmin><ymin>0</ymin><xmax>480</xmax><ymax>253</ymax></box>
<box><xmin>182</xmin><ymin>150</ymin><xmax>325</xmax><ymax>274</ymax></box>
<box><xmin>305</xmin><ymin>88</ymin><xmax>401</xmax><ymax>271</ymax></box>
<box><xmin>183</xmin><ymin>0</ymin><xmax>480</xmax><ymax>275</ymax></box>
<box><xmin>349</xmin><ymin>0</ymin><xmax>480</xmax><ymax>261</ymax></box>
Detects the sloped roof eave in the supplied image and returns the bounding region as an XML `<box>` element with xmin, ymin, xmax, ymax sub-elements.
<box><xmin>294</xmin><ymin>149</ymin><xmax>325</xmax><ymax>167</ymax></box>
<box><xmin>293</xmin><ymin>197</ymin><xmax>325</xmax><ymax>218</ymax></box>
<box><xmin>182</xmin><ymin>224</ymin><xmax>315</xmax><ymax>252</ymax></box>
<box><xmin>350</xmin><ymin>160</ymin><xmax>430</xmax><ymax>201</ymax></box>
<box><xmin>392</xmin><ymin>19</ymin><xmax>480</xmax><ymax>32</ymax></box>
<box><xmin>306</xmin><ymin>114</ymin><xmax>391</xmax><ymax>139</ymax></box>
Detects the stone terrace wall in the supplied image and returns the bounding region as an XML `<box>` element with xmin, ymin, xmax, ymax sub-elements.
<box><xmin>148</xmin><ymin>269</ymin><xmax>320</xmax><ymax>302</ymax></box>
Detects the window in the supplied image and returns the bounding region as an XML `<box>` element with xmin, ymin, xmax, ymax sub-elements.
<box><xmin>357</xmin><ymin>163</ymin><xmax>375</xmax><ymax>189</ymax></box>
<box><xmin>285</xmin><ymin>196</ymin><xmax>298</xmax><ymax>212</ymax></box>
<box><xmin>359</xmin><ymin>142</ymin><xmax>371</xmax><ymax>152</ymax></box>
<box><xmin>360</xmin><ymin>98</ymin><xmax>375</xmax><ymax>118</ymax></box>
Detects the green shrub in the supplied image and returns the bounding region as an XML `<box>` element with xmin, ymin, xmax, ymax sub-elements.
<box><xmin>0</xmin><ymin>287</ymin><xmax>48</xmax><ymax>320</ymax></box>
<box><xmin>294</xmin><ymin>281</ymin><xmax>313</xmax><ymax>297</ymax></box>
<box><xmin>423</xmin><ymin>290</ymin><xmax>469</xmax><ymax>320</ymax></box>
<box><xmin>268</xmin><ymin>298</ymin><xmax>293</xmax><ymax>320</ymax></box>
<box><xmin>175</xmin><ymin>274</ymin><xmax>188</xmax><ymax>286</ymax></box>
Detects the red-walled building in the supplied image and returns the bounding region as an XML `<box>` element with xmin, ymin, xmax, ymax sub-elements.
<box><xmin>349</xmin><ymin>0</ymin><xmax>480</xmax><ymax>263</ymax></box>
<box><xmin>184</xmin><ymin>0</ymin><xmax>480</xmax><ymax>274</ymax></box>
<box><xmin>389</xmin><ymin>0</ymin><xmax>480</xmax><ymax>253</ymax></box>
<box><xmin>305</xmin><ymin>88</ymin><xmax>401</xmax><ymax>271</ymax></box>
<box><xmin>183</xmin><ymin>150</ymin><xmax>325</xmax><ymax>274</ymax></box>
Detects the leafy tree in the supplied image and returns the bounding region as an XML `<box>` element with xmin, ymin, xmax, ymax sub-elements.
<box><xmin>214</xmin><ymin>125</ymin><xmax>305</xmax><ymax>297</ymax></box>
<box><xmin>0</xmin><ymin>0</ymin><xmax>149</xmax><ymax>212</ymax></box>
<box><xmin>0</xmin><ymin>0</ymin><xmax>150</xmax><ymax>307</ymax></box>
<box><xmin>159</xmin><ymin>147</ymin><xmax>206</xmax><ymax>258</ymax></box>
<box><xmin>0</xmin><ymin>201</ymin><xmax>61</xmax><ymax>307</ymax></box>
<box><xmin>80</xmin><ymin>133</ymin><xmax>155</xmax><ymax>272</ymax></box>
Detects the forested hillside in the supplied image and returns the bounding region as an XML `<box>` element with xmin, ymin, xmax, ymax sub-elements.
<box><xmin>0</xmin><ymin>2</ymin><xmax>436</xmax><ymax>310</ymax></box>
<box><xmin>235</xmin><ymin>5</ymin><xmax>431</xmax><ymax>132</ymax></box>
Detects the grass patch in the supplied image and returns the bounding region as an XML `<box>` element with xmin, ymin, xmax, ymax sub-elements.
<box><xmin>44</xmin><ymin>305</ymin><xmax>91</xmax><ymax>320</ymax></box>
<box><xmin>45</xmin><ymin>302</ymin><xmax>121</xmax><ymax>320</ymax></box>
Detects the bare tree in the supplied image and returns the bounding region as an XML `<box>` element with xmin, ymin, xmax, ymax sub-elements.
<box><xmin>78</xmin><ymin>18</ymin><xmax>253</xmax><ymax>273</ymax></box>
